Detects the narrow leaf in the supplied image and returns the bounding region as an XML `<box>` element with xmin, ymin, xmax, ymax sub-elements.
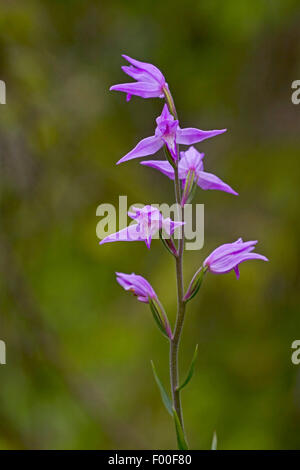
<box><xmin>177</xmin><ymin>344</ymin><xmax>198</xmax><ymax>391</ymax></box>
<box><xmin>159</xmin><ymin>229</ymin><xmax>177</xmax><ymax>257</ymax></box>
<box><xmin>211</xmin><ymin>431</ymin><xmax>217</xmax><ymax>450</ymax></box>
<box><xmin>173</xmin><ymin>408</ymin><xmax>189</xmax><ymax>450</ymax></box>
<box><xmin>184</xmin><ymin>279</ymin><xmax>201</xmax><ymax>303</ymax></box>
<box><xmin>151</xmin><ymin>360</ymin><xmax>172</xmax><ymax>415</ymax></box>
<box><xmin>149</xmin><ymin>301</ymin><xmax>168</xmax><ymax>338</ymax></box>
<box><xmin>184</xmin><ymin>267</ymin><xmax>206</xmax><ymax>303</ymax></box>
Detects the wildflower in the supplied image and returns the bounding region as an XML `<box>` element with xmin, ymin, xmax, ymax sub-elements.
<box><xmin>141</xmin><ymin>146</ymin><xmax>238</xmax><ymax>196</ymax></box>
<box><xmin>117</xmin><ymin>106</ymin><xmax>226</xmax><ymax>164</ymax></box>
<box><xmin>110</xmin><ymin>55</ymin><xmax>167</xmax><ymax>101</ymax></box>
<box><xmin>116</xmin><ymin>272</ymin><xmax>157</xmax><ymax>303</ymax></box>
<box><xmin>99</xmin><ymin>205</ymin><xmax>184</xmax><ymax>249</ymax></box>
<box><xmin>203</xmin><ymin>238</ymin><xmax>268</xmax><ymax>279</ymax></box>
<box><xmin>116</xmin><ymin>272</ymin><xmax>172</xmax><ymax>338</ymax></box>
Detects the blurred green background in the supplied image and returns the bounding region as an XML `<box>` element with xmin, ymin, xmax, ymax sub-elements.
<box><xmin>0</xmin><ymin>0</ymin><xmax>300</xmax><ymax>450</ymax></box>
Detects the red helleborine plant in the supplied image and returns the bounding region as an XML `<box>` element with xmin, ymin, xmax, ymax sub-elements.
<box><xmin>101</xmin><ymin>54</ymin><xmax>268</xmax><ymax>450</ymax></box>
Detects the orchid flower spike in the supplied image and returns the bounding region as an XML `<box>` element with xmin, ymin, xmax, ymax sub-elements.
<box><xmin>100</xmin><ymin>205</ymin><xmax>184</xmax><ymax>249</ymax></box>
<box><xmin>141</xmin><ymin>146</ymin><xmax>238</xmax><ymax>196</ymax></box>
<box><xmin>110</xmin><ymin>55</ymin><xmax>167</xmax><ymax>101</ymax></box>
<box><xmin>117</xmin><ymin>106</ymin><xmax>226</xmax><ymax>164</ymax></box>
<box><xmin>203</xmin><ymin>238</ymin><xmax>268</xmax><ymax>279</ymax></box>
<box><xmin>116</xmin><ymin>272</ymin><xmax>157</xmax><ymax>303</ymax></box>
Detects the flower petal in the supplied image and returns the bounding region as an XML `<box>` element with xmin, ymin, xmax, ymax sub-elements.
<box><xmin>121</xmin><ymin>65</ymin><xmax>154</xmax><ymax>83</ymax></box>
<box><xmin>204</xmin><ymin>239</ymin><xmax>257</xmax><ymax>266</ymax></box>
<box><xmin>176</xmin><ymin>127</ymin><xmax>227</xmax><ymax>145</ymax></box>
<box><xmin>117</xmin><ymin>135</ymin><xmax>163</xmax><ymax>164</ymax></box>
<box><xmin>196</xmin><ymin>171</ymin><xmax>238</xmax><ymax>195</ymax></box>
<box><xmin>179</xmin><ymin>147</ymin><xmax>204</xmax><ymax>177</ymax></box>
<box><xmin>145</xmin><ymin>234</ymin><xmax>152</xmax><ymax>249</ymax></box>
<box><xmin>234</xmin><ymin>266</ymin><xmax>240</xmax><ymax>279</ymax></box>
<box><xmin>162</xmin><ymin>136</ymin><xmax>178</xmax><ymax>161</ymax></box>
<box><xmin>212</xmin><ymin>252</ymin><xmax>268</xmax><ymax>274</ymax></box>
<box><xmin>116</xmin><ymin>271</ymin><xmax>157</xmax><ymax>301</ymax></box>
<box><xmin>140</xmin><ymin>160</ymin><xmax>175</xmax><ymax>179</ymax></box>
<box><xmin>122</xmin><ymin>54</ymin><xmax>165</xmax><ymax>84</ymax></box>
<box><xmin>99</xmin><ymin>224</ymin><xmax>143</xmax><ymax>244</ymax></box>
<box><xmin>162</xmin><ymin>218</ymin><xmax>185</xmax><ymax>236</ymax></box>
<box><xmin>110</xmin><ymin>81</ymin><xmax>163</xmax><ymax>99</ymax></box>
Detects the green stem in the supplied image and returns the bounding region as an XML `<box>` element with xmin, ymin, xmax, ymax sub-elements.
<box><xmin>170</xmin><ymin>166</ymin><xmax>186</xmax><ymax>434</ymax></box>
<box><xmin>164</xmin><ymin>87</ymin><xmax>187</xmax><ymax>440</ymax></box>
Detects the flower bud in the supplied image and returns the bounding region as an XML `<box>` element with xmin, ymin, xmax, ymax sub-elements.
<box><xmin>203</xmin><ymin>238</ymin><xmax>268</xmax><ymax>279</ymax></box>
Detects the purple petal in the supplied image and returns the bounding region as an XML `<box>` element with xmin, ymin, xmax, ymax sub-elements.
<box><xmin>140</xmin><ymin>160</ymin><xmax>175</xmax><ymax>179</ymax></box>
<box><xmin>121</xmin><ymin>65</ymin><xmax>154</xmax><ymax>83</ymax></box>
<box><xmin>212</xmin><ymin>252</ymin><xmax>268</xmax><ymax>274</ymax></box>
<box><xmin>196</xmin><ymin>171</ymin><xmax>238</xmax><ymax>195</ymax></box>
<box><xmin>128</xmin><ymin>205</ymin><xmax>144</xmax><ymax>220</ymax></box>
<box><xmin>116</xmin><ymin>271</ymin><xmax>157</xmax><ymax>301</ymax></box>
<box><xmin>162</xmin><ymin>218</ymin><xmax>185</xmax><ymax>236</ymax></box>
<box><xmin>234</xmin><ymin>266</ymin><xmax>240</xmax><ymax>279</ymax></box>
<box><xmin>159</xmin><ymin>103</ymin><xmax>171</xmax><ymax>120</ymax></box>
<box><xmin>204</xmin><ymin>240</ymin><xmax>257</xmax><ymax>266</ymax></box>
<box><xmin>136</xmin><ymin>296</ymin><xmax>148</xmax><ymax>303</ymax></box>
<box><xmin>145</xmin><ymin>234</ymin><xmax>152</xmax><ymax>249</ymax></box>
<box><xmin>238</xmin><ymin>252</ymin><xmax>269</xmax><ymax>263</ymax></box>
<box><xmin>117</xmin><ymin>135</ymin><xmax>163</xmax><ymax>164</ymax></box>
<box><xmin>215</xmin><ymin>240</ymin><xmax>256</xmax><ymax>258</ymax></box>
<box><xmin>176</xmin><ymin>127</ymin><xmax>227</xmax><ymax>145</ymax></box>
<box><xmin>162</xmin><ymin>136</ymin><xmax>178</xmax><ymax>161</ymax></box>
<box><xmin>179</xmin><ymin>147</ymin><xmax>204</xmax><ymax>177</ymax></box>
<box><xmin>99</xmin><ymin>224</ymin><xmax>143</xmax><ymax>244</ymax></box>
<box><xmin>110</xmin><ymin>81</ymin><xmax>163</xmax><ymax>99</ymax></box>
<box><xmin>115</xmin><ymin>273</ymin><xmax>133</xmax><ymax>290</ymax></box>
<box><xmin>122</xmin><ymin>54</ymin><xmax>165</xmax><ymax>84</ymax></box>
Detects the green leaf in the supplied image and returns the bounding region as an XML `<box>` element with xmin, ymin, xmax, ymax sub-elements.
<box><xmin>211</xmin><ymin>431</ymin><xmax>217</xmax><ymax>450</ymax></box>
<box><xmin>159</xmin><ymin>229</ymin><xmax>176</xmax><ymax>257</ymax></box>
<box><xmin>184</xmin><ymin>278</ymin><xmax>202</xmax><ymax>302</ymax></box>
<box><xmin>173</xmin><ymin>408</ymin><xmax>189</xmax><ymax>450</ymax></box>
<box><xmin>184</xmin><ymin>267</ymin><xmax>206</xmax><ymax>303</ymax></box>
<box><xmin>149</xmin><ymin>300</ymin><xmax>168</xmax><ymax>338</ymax></box>
<box><xmin>177</xmin><ymin>344</ymin><xmax>198</xmax><ymax>391</ymax></box>
<box><xmin>151</xmin><ymin>360</ymin><xmax>172</xmax><ymax>415</ymax></box>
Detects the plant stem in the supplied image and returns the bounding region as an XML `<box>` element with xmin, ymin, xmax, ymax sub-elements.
<box><xmin>164</xmin><ymin>86</ymin><xmax>187</xmax><ymax>439</ymax></box>
<box><xmin>170</xmin><ymin>164</ymin><xmax>187</xmax><ymax>434</ymax></box>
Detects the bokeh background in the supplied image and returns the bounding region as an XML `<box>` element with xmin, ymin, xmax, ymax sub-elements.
<box><xmin>0</xmin><ymin>0</ymin><xmax>300</xmax><ymax>450</ymax></box>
